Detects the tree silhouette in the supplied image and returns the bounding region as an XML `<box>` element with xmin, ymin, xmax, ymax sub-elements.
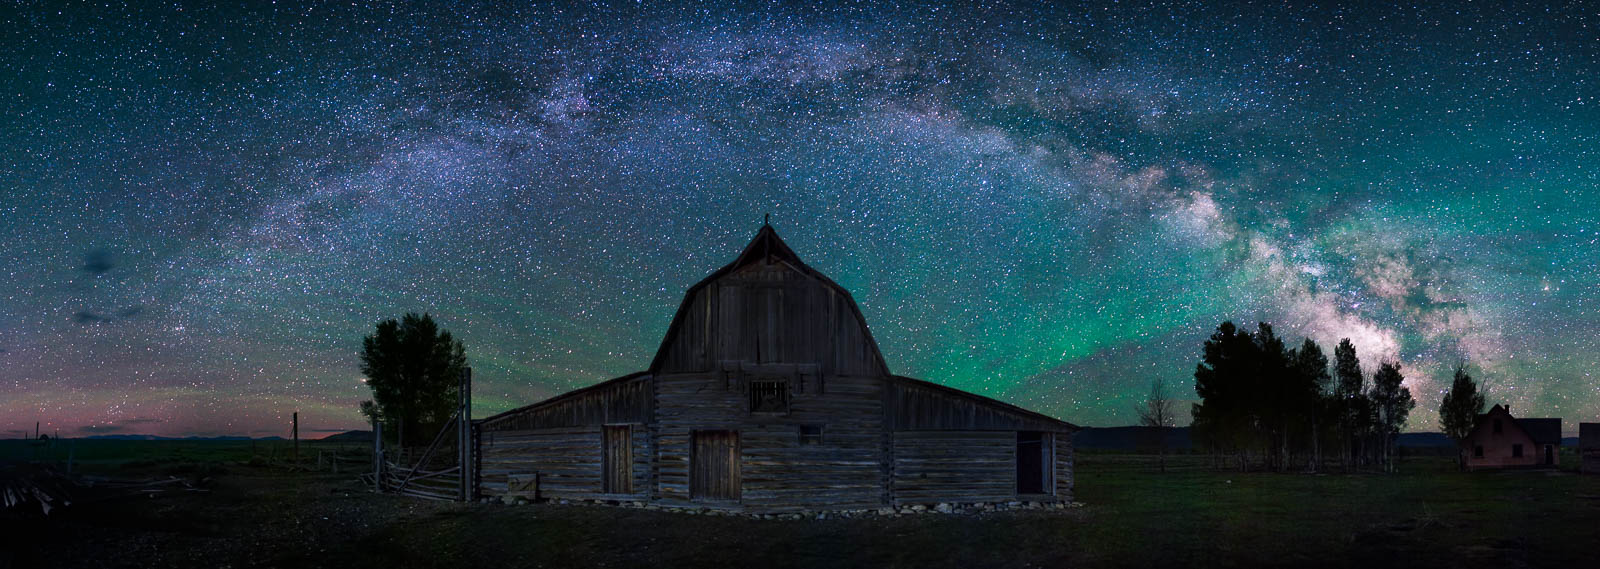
<box><xmin>1136</xmin><ymin>378</ymin><xmax>1176</xmax><ymax>473</ymax></box>
<box><xmin>359</xmin><ymin>313</ymin><xmax>467</xmax><ymax>449</ymax></box>
<box><xmin>1331</xmin><ymin>339</ymin><xmax>1365</xmax><ymax>470</ymax></box>
<box><xmin>1438</xmin><ymin>363</ymin><xmax>1486</xmax><ymax>470</ymax></box>
<box><xmin>1291</xmin><ymin>338</ymin><xmax>1332</xmax><ymax>471</ymax></box>
<box><xmin>1193</xmin><ymin>321</ymin><xmax>1258</xmax><ymax>471</ymax></box>
<box><xmin>1369</xmin><ymin>362</ymin><xmax>1415</xmax><ymax>473</ymax></box>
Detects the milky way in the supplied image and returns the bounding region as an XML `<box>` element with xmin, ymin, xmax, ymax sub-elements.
<box><xmin>3</xmin><ymin>2</ymin><xmax>1597</xmax><ymax>437</ymax></box>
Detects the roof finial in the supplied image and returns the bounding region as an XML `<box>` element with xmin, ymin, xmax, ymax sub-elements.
<box><xmin>764</xmin><ymin>212</ymin><xmax>771</xmax><ymax>226</ymax></box>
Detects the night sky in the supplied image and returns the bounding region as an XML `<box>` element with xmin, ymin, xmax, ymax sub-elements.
<box><xmin>4</xmin><ymin>2</ymin><xmax>1597</xmax><ymax>438</ymax></box>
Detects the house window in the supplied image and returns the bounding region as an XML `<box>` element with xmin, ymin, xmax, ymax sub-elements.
<box><xmin>1473</xmin><ymin>445</ymin><xmax>1483</xmax><ymax>458</ymax></box>
<box><xmin>799</xmin><ymin>424</ymin><xmax>823</xmax><ymax>445</ymax></box>
<box><xmin>750</xmin><ymin>380</ymin><xmax>790</xmax><ymax>413</ymax></box>
<box><xmin>1512</xmin><ymin>444</ymin><xmax>1523</xmax><ymax>458</ymax></box>
<box><xmin>1493</xmin><ymin>420</ymin><xmax>1502</xmax><ymax>434</ymax></box>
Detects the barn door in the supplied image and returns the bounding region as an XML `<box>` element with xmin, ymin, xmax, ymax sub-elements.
<box><xmin>691</xmin><ymin>430</ymin><xmax>740</xmax><ymax>500</ymax></box>
<box><xmin>1017</xmin><ymin>431</ymin><xmax>1053</xmax><ymax>495</ymax></box>
<box><xmin>602</xmin><ymin>425</ymin><xmax>632</xmax><ymax>494</ymax></box>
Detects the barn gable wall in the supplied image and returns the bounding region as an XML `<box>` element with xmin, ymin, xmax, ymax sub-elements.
<box><xmin>653</xmin><ymin>259</ymin><xmax>886</xmax><ymax>378</ymax></box>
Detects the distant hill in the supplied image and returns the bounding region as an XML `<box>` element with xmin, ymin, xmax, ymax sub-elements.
<box><xmin>1395</xmin><ymin>432</ymin><xmax>1454</xmax><ymax>448</ymax></box>
<box><xmin>81</xmin><ymin>435</ymin><xmax>285</xmax><ymax>441</ymax></box>
<box><xmin>1076</xmin><ymin>427</ymin><xmax>1472</xmax><ymax>451</ymax></box>
<box><xmin>1073</xmin><ymin>426</ymin><xmax>1192</xmax><ymax>451</ymax></box>
<box><xmin>319</xmin><ymin>430</ymin><xmax>374</xmax><ymax>442</ymax></box>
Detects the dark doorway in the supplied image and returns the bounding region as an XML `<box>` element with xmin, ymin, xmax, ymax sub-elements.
<box><xmin>691</xmin><ymin>430</ymin><xmax>740</xmax><ymax>500</ymax></box>
<box><xmin>602</xmin><ymin>425</ymin><xmax>632</xmax><ymax>494</ymax></box>
<box><xmin>1017</xmin><ymin>431</ymin><xmax>1053</xmax><ymax>495</ymax></box>
<box><xmin>1546</xmin><ymin>444</ymin><xmax>1555</xmax><ymax>465</ymax></box>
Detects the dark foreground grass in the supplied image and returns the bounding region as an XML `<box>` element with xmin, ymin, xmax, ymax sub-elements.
<box><xmin>6</xmin><ymin>444</ymin><xmax>1600</xmax><ymax>568</ymax></box>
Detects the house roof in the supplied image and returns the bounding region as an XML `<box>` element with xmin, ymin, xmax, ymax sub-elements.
<box><xmin>1516</xmin><ymin>418</ymin><xmax>1562</xmax><ymax>445</ymax></box>
<box><xmin>1473</xmin><ymin>404</ymin><xmax>1562</xmax><ymax>446</ymax></box>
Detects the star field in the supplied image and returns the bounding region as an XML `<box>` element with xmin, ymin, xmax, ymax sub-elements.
<box><xmin>3</xmin><ymin>2</ymin><xmax>1598</xmax><ymax>437</ymax></box>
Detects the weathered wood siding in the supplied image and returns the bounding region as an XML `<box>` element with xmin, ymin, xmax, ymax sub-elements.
<box><xmin>655</xmin><ymin>372</ymin><xmax>886</xmax><ymax>511</ymax></box>
<box><xmin>890</xmin><ymin>431</ymin><xmax>1016</xmax><ymax>504</ymax></box>
<box><xmin>1055</xmin><ymin>431</ymin><xmax>1074</xmax><ymax>499</ymax></box>
<box><xmin>476</xmin><ymin>375</ymin><xmax>654</xmax><ymax>500</ymax></box>
<box><xmin>654</xmin><ymin>260</ymin><xmax>886</xmax><ymax>378</ymax></box>
<box><xmin>1581</xmin><ymin>423</ymin><xmax>1600</xmax><ymax>475</ymax></box>
<box><xmin>478</xmin><ymin>375</ymin><xmax>651</xmax><ymax>431</ymax></box>
<box><xmin>477</xmin><ymin>425</ymin><xmax>650</xmax><ymax>500</ymax></box>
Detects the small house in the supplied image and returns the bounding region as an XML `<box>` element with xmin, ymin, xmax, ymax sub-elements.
<box><xmin>473</xmin><ymin>224</ymin><xmax>1079</xmax><ymax>513</ymax></box>
<box><xmin>1463</xmin><ymin>404</ymin><xmax>1560</xmax><ymax>470</ymax></box>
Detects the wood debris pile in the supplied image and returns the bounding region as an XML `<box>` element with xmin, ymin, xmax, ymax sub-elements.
<box><xmin>2</xmin><ymin>463</ymin><xmax>213</xmax><ymax>517</ymax></box>
<box><xmin>1</xmin><ymin>463</ymin><xmax>74</xmax><ymax>516</ymax></box>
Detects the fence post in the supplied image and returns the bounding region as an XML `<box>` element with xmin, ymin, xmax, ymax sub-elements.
<box><xmin>373</xmin><ymin>419</ymin><xmax>384</xmax><ymax>492</ymax></box>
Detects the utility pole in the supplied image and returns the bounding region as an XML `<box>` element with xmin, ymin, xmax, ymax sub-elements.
<box><xmin>292</xmin><ymin>412</ymin><xmax>299</xmax><ymax>462</ymax></box>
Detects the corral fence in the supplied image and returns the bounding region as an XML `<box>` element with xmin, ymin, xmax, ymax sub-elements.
<box><xmin>371</xmin><ymin>368</ymin><xmax>478</xmax><ymax>501</ymax></box>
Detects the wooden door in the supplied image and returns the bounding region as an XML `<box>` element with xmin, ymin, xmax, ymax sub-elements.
<box><xmin>602</xmin><ymin>425</ymin><xmax>632</xmax><ymax>494</ymax></box>
<box><xmin>691</xmin><ymin>430</ymin><xmax>740</xmax><ymax>500</ymax></box>
<box><xmin>1017</xmin><ymin>431</ymin><xmax>1053</xmax><ymax>495</ymax></box>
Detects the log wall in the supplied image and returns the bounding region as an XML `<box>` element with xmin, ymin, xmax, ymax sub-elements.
<box><xmin>476</xmin><ymin>425</ymin><xmax>651</xmax><ymax>500</ymax></box>
<box><xmin>890</xmin><ymin>431</ymin><xmax>1016</xmax><ymax>504</ymax></box>
<box><xmin>654</xmin><ymin>372</ymin><xmax>885</xmax><ymax>511</ymax></box>
<box><xmin>476</xmin><ymin>374</ymin><xmax>654</xmax><ymax>500</ymax></box>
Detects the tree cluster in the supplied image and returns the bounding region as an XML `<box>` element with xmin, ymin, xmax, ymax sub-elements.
<box><xmin>1191</xmin><ymin>321</ymin><xmax>1415</xmax><ymax>472</ymax></box>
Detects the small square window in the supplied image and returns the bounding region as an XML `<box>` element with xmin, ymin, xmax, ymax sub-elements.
<box><xmin>1473</xmin><ymin>445</ymin><xmax>1483</xmax><ymax>458</ymax></box>
<box><xmin>799</xmin><ymin>425</ymin><xmax>823</xmax><ymax>445</ymax></box>
<box><xmin>750</xmin><ymin>380</ymin><xmax>790</xmax><ymax>413</ymax></box>
<box><xmin>1512</xmin><ymin>444</ymin><xmax>1523</xmax><ymax>458</ymax></box>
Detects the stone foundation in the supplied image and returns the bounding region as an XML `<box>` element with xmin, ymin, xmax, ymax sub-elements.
<box><xmin>483</xmin><ymin>496</ymin><xmax>1084</xmax><ymax>519</ymax></box>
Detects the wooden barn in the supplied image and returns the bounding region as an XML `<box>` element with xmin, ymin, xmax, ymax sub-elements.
<box><xmin>1581</xmin><ymin>423</ymin><xmax>1600</xmax><ymax>475</ymax></box>
<box><xmin>1462</xmin><ymin>404</ymin><xmax>1560</xmax><ymax>470</ymax></box>
<box><xmin>473</xmin><ymin>224</ymin><xmax>1078</xmax><ymax>512</ymax></box>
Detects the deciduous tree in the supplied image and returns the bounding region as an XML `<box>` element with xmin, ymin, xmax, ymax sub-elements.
<box><xmin>359</xmin><ymin>313</ymin><xmax>467</xmax><ymax>449</ymax></box>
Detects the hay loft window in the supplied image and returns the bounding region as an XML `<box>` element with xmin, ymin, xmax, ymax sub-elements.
<box><xmin>799</xmin><ymin>424</ymin><xmax>823</xmax><ymax>445</ymax></box>
<box><xmin>750</xmin><ymin>380</ymin><xmax>790</xmax><ymax>413</ymax></box>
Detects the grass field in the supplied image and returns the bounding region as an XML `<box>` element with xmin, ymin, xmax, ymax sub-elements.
<box><xmin>4</xmin><ymin>441</ymin><xmax>1599</xmax><ymax>568</ymax></box>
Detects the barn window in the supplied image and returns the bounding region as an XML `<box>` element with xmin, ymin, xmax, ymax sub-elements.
<box><xmin>1473</xmin><ymin>445</ymin><xmax>1483</xmax><ymax>458</ymax></box>
<box><xmin>750</xmin><ymin>380</ymin><xmax>790</xmax><ymax>413</ymax></box>
<box><xmin>1493</xmin><ymin>419</ymin><xmax>1502</xmax><ymax>434</ymax></box>
<box><xmin>799</xmin><ymin>424</ymin><xmax>823</xmax><ymax>445</ymax></box>
<box><xmin>1512</xmin><ymin>444</ymin><xmax>1523</xmax><ymax>458</ymax></box>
